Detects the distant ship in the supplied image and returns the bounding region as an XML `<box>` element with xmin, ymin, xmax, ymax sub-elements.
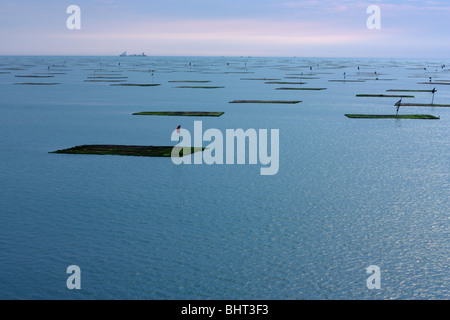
<box><xmin>119</xmin><ymin>51</ymin><xmax>147</xmax><ymax>57</ymax></box>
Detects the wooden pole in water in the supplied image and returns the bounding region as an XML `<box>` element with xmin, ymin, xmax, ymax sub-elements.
<box><xmin>395</xmin><ymin>98</ymin><xmax>402</xmax><ymax>117</ymax></box>
<box><xmin>431</xmin><ymin>88</ymin><xmax>436</xmax><ymax>105</ymax></box>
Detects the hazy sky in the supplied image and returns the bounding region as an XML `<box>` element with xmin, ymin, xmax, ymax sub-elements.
<box><xmin>0</xmin><ymin>0</ymin><xmax>449</xmax><ymax>57</ymax></box>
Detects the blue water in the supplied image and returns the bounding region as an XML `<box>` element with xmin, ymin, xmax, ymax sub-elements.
<box><xmin>0</xmin><ymin>56</ymin><xmax>449</xmax><ymax>300</ymax></box>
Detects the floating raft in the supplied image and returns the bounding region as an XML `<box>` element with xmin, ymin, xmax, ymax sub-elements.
<box><xmin>85</xmin><ymin>79</ymin><xmax>127</xmax><ymax>83</ymax></box>
<box><xmin>398</xmin><ymin>103</ymin><xmax>450</xmax><ymax>107</ymax></box>
<box><xmin>14</xmin><ymin>82</ymin><xmax>60</xmax><ymax>85</ymax></box>
<box><xmin>329</xmin><ymin>80</ymin><xmax>365</xmax><ymax>82</ymax></box>
<box><xmin>284</xmin><ymin>77</ymin><xmax>320</xmax><ymax>79</ymax></box>
<box><xmin>87</xmin><ymin>76</ymin><xmax>128</xmax><ymax>79</ymax></box>
<box><xmin>34</xmin><ymin>72</ymin><xmax>66</xmax><ymax>75</ymax></box>
<box><xmin>110</xmin><ymin>83</ymin><xmax>161</xmax><ymax>86</ymax></box>
<box><xmin>345</xmin><ymin>114</ymin><xmax>439</xmax><ymax>119</ymax></box>
<box><xmin>1</xmin><ymin>67</ymin><xmax>26</xmax><ymax>70</ymax></box>
<box><xmin>418</xmin><ymin>82</ymin><xmax>450</xmax><ymax>85</ymax></box>
<box><xmin>358</xmin><ymin>78</ymin><xmax>396</xmax><ymax>81</ymax></box>
<box><xmin>168</xmin><ymin>80</ymin><xmax>211</xmax><ymax>83</ymax></box>
<box><xmin>87</xmin><ymin>73</ymin><xmax>123</xmax><ymax>76</ymax></box>
<box><xmin>223</xmin><ymin>71</ymin><xmax>254</xmax><ymax>74</ymax></box>
<box><xmin>265</xmin><ymin>81</ymin><xmax>306</xmax><ymax>85</ymax></box>
<box><xmin>172</xmin><ymin>86</ymin><xmax>224</xmax><ymax>89</ymax></box>
<box><xmin>240</xmin><ymin>78</ymin><xmax>280</xmax><ymax>81</ymax></box>
<box><xmin>133</xmin><ymin>111</ymin><xmax>224</xmax><ymax>117</ymax></box>
<box><xmin>386</xmin><ymin>89</ymin><xmax>435</xmax><ymax>92</ymax></box>
<box><xmin>51</xmin><ymin>145</ymin><xmax>204</xmax><ymax>157</ymax></box>
<box><xmin>276</xmin><ymin>87</ymin><xmax>326</xmax><ymax>91</ymax></box>
<box><xmin>229</xmin><ymin>100</ymin><xmax>302</xmax><ymax>104</ymax></box>
<box><xmin>15</xmin><ymin>75</ymin><xmax>54</xmax><ymax>78</ymax></box>
<box><xmin>356</xmin><ymin>94</ymin><xmax>414</xmax><ymax>98</ymax></box>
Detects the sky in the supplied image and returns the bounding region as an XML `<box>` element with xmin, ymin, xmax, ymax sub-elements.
<box><xmin>0</xmin><ymin>0</ymin><xmax>449</xmax><ymax>58</ymax></box>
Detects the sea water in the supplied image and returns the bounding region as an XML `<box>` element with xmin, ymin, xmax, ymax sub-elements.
<box><xmin>0</xmin><ymin>56</ymin><xmax>449</xmax><ymax>299</ymax></box>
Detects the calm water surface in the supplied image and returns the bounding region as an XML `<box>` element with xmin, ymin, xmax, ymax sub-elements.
<box><xmin>0</xmin><ymin>56</ymin><xmax>449</xmax><ymax>299</ymax></box>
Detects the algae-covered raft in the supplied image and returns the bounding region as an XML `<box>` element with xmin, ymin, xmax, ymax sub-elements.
<box><xmin>133</xmin><ymin>111</ymin><xmax>224</xmax><ymax>117</ymax></box>
<box><xmin>345</xmin><ymin>114</ymin><xmax>440</xmax><ymax>119</ymax></box>
<box><xmin>399</xmin><ymin>103</ymin><xmax>450</xmax><ymax>107</ymax></box>
<box><xmin>276</xmin><ymin>87</ymin><xmax>327</xmax><ymax>91</ymax></box>
<box><xmin>356</xmin><ymin>94</ymin><xmax>415</xmax><ymax>98</ymax></box>
<box><xmin>172</xmin><ymin>86</ymin><xmax>224</xmax><ymax>89</ymax></box>
<box><xmin>168</xmin><ymin>80</ymin><xmax>211</xmax><ymax>83</ymax></box>
<box><xmin>386</xmin><ymin>89</ymin><xmax>435</xmax><ymax>93</ymax></box>
<box><xmin>110</xmin><ymin>83</ymin><xmax>161</xmax><ymax>87</ymax></box>
<box><xmin>14</xmin><ymin>82</ymin><xmax>60</xmax><ymax>85</ymax></box>
<box><xmin>51</xmin><ymin>145</ymin><xmax>204</xmax><ymax>157</ymax></box>
<box><xmin>229</xmin><ymin>100</ymin><xmax>302</xmax><ymax>104</ymax></box>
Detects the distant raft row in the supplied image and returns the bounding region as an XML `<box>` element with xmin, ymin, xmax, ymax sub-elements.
<box><xmin>5</xmin><ymin>58</ymin><xmax>445</xmax><ymax>156</ymax></box>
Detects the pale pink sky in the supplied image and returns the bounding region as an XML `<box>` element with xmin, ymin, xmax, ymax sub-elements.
<box><xmin>0</xmin><ymin>0</ymin><xmax>449</xmax><ymax>57</ymax></box>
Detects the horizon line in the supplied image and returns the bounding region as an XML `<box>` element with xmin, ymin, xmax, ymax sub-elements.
<box><xmin>0</xmin><ymin>54</ymin><xmax>449</xmax><ymax>60</ymax></box>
